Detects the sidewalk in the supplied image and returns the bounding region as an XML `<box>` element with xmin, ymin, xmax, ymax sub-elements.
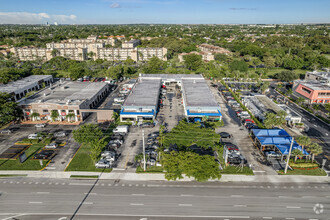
<box><xmin>0</xmin><ymin>170</ymin><xmax>329</xmax><ymax>183</ymax></box>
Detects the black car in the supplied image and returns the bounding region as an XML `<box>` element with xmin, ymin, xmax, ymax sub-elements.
<box><xmin>34</xmin><ymin>150</ymin><xmax>55</xmax><ymax>159</ymax></box>
<box><xmin>220</xmin><ymin>132</ymin><xmax>232</xmax><ymax>139</ymax></box>
<box><xmin>140</xmin><ymin>123</ymin><xmax>155</xmax><ymax>128</ymax></box>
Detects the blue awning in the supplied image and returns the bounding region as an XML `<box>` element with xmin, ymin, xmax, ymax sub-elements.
<box><xmin>187</xmin><ymin>110</ymin><xmax>222</xmax><ymax>117</ymax></box>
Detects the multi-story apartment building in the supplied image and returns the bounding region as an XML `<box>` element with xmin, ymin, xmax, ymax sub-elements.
<box><xmin>198</xmin><ymin>43</ymin><xmax>232</xmax><ymax>55</ymax></box>
<box><xmin>10</xmin><ymin>47</ymin><xmax>51</xmax><ymax>61</ymax></box>
<box><xmin>11</xmin><ymin>36</ymin><xmax>166</xmax><ymax>62</ymax></box>
<box><xmin>178</xmin><ymin>51</ymin><xmax>214</xmax><ymax>62</ymax></box>
<box><xmin>93</xmin><ymin>47</ymin><xmax>167</xmax><ymax>62</ymax></box>
<box><xmin>122</xmin><ymin>39</ymin><xmax>141</xmax><ymax>48</ymax></box>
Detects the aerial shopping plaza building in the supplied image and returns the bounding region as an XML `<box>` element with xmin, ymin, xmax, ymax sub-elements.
<box><xmin>119</xmin><ymin>74</ymin><xmax>222</xmax><ymax>123</ymax></box>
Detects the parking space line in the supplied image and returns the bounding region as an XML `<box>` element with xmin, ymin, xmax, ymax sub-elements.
<box><xmin>234</xmin><ymin>205</ymin><xmax>247</xmax><ymax>207</ymax></box>
<box><xmin>262</xmin><ymin>217</ymin><xmax>272</xmax><ymax>219</ymax></box>
<box><xmin>36</xmin><ymin>192</ymin><xmax>50</xmax><ymax>194</ymax></box>
<box><xmin>84</xmin><ymin>202</ymin><xmax>93</xmax><ymax>205</ymax></box>
<box><xmin>286</xmin><ymin>206</ymin><xmax>300</xmax><ymax>209</ymax></box>
<box><xmin>132</xmin><ymin>194</ymin><xmax>145</xmax><ymax>196</ymax></box>
<box><xmin>231</xmin><ymin>195</ymin><xmax>244</xmax><ymax>197</ymax></box>
<box><xmin>29</xmin><ymin>201</ymin><xmax>43</xmax><ymax>204</ymax></box>
<box><xmin>108</xmin><ymin>184</ymin><xmax>112</xmax><ymax>186</ymax></box>
<box><xmin>130</xmin><ymin>203</ymin><xmax>144</xmax><ymax>206</ymax></box>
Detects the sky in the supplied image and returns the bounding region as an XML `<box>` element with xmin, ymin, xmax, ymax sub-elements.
<box><xmin>0</xmin><ymin>0</ymin><xmax>329</xmax><ymax>24</ymax></box>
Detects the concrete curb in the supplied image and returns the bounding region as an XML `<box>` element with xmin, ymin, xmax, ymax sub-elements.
<box><xmin>0</xmin><ymin>171</ymin><xmax>329</xmax><ymax>183</ymax></box>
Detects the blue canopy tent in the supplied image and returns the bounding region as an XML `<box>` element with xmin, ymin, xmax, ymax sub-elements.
<box><xmin>251</xmin><ymin>129</ymin><xmax>309</xmax><ymax>156</ymax></box>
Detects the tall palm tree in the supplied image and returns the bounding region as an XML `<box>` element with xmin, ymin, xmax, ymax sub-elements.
<box><xmin>296</xmin><ymin>135</ymin><xmax>311</xmax><ymax>152</ymax></box>
<box><xmin>66</xmin><ymin>113</ymin><xmax>76</xmax><ymax>122</ymax></box>
<box><xmin>291</xmin><ymin>149</ymin><xmax>301</xmax><ymax>163</ymax></box>
<box><xmin>308</xmin><ymin>143</ymin><xmax>323</xmax><ymax>163</ymax></box>
<box><xmin>30</xmin><ymin>112</ymin><xmax>40</xmax><ymax>121</ymax></box>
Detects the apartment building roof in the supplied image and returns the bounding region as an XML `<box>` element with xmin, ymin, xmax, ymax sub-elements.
<box><xmin>181</xmin><ymin>79</ymin><xmax>219</xmax><ymax>107</ymax></box>
<box><xmin>296</xmin><ymin>80</ymin><xmax>330</xmax><ymax>91</ymax></box>
<box><xmin>123</xmin><ymin>78</ymin><xmax>161</xmax><ymax>107</ymax></box>
<box><xmin>19</xmin><ymin>81</ymin><xmax>107</xmax><ymax>106</ymax></box>
<box><xmin>0</xmin><ymin>75</ymin><xmax>53</xmax><ymax>94</ymax></box>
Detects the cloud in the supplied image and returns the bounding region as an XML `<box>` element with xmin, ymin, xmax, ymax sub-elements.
<box><xmin>110</xmin><ymin>2</ymin><xmax>121</xmax><ymax>8</ymax></box>
<box><xmin>0</xmin><ymin>12</ymin><xmax>77</xmax><ymax>24</ymax></box>
<box><xmin>229</xmin><ymin>8</ymin><xmax>257</xmax><ymax>10</ymax></box>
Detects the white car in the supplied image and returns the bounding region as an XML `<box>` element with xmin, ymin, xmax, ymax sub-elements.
<box><xmin>95</xmin><ymin>159</ymin><xmax>111</xmax><ymax>168</ymax></box>
<box><xmin>109</xmin><ymin>140</ymin><xmax>123</xmax><ymax>145</ymax></box>
<box><xmin>103</xmin><ymin>155</ymin><xmax>116</xmax><ymax>162</ymax></box>
<box><xmin>28</xmin><ymin>134</ymin><xmax>42</xmax><ymax>140</ymax></box>
<box><xmin>54</xmin><ymin>131</ymin><xmax>66</xmax><ymax>137</ymax></box>
<box><xmin>35</xmin><ymin>124</ymin><xmax>46</xmax><ymax>128</ymax></box>
<box><xmin>101</xmin><ymin>151</ymin><xmax>116</xmax><ymax>157</ymax></box>
<box><xmin>45</xmin><ymin>143</ymin><xmax>58</xmax><ymax>149</ymax></box>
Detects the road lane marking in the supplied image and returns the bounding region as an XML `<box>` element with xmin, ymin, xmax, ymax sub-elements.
<box><xmin>84</xmin><ymin>193</ymin><xmax>96</xmax><ymax>195</ymax></box>
<box><xmin>69</xmin><ymin>183</ymin><xmax>94</xmax><ymax>186</ymax></box>
<box><xmin>108</xmin><ymin>184</ymin><xmax>112</xmax><ymax>186</ymax></box>
<box><xmin>263</xmin><ymin>217</ymin><xmax>272</xmax><ymax>219</ymax></box>
<box><xmin>286</xmin><ymin>206</ymin><xmax>301</xmax><ymax>209</ymax></box>
<box><xmin>83</xmin><ymin>202</ymin><xmax>93</xmax><ymax>205</ymax></box>
<box><xmin>36</xmin><ymin>192</ymin><xmax>50</xmax><ymax>194</ymax></box>
<box><xmin>285</xmin><ymin>218</ymin><xmax>295</xmax><ymax>220</ymax></box>
<box><xmin>234</xmin><ymin>205</ymin><xmax>247</xmax><ymax>207</ymax></box>
<box><xmin>29</xmin><ymin>201</ymin><xmax>43</xmax><ymax>204</ymax></box>
<box><xmin>179</xmin><ymin>204</ymin><xmax>192</xmax><ymax>207</ymax></box>
<box><xmin>132</xmin><ymin>194</ymin><xmax>145</xmax><ymax>196</ymax></box>
<box><xmin>130</xmin><ymin>203</ymin><xmax>144</xmax><ymax>206</ymax></box>
<box><xmin>180</xmin><ymin>194</ymin><xmax>193</xmax><ymax>197</ymax></box>
<box><xmin>231</xmin><ymin>195</ymin><xmax>244</xmax><ymax>197</ymax></box>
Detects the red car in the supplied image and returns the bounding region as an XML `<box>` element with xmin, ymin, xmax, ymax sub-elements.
<box><xmin>244</xmin><ymin>119</ymin><xmax>255</xmax><ymax>124</ymax></box>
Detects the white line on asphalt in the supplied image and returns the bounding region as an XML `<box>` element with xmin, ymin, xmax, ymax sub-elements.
<box><xmin>49</xmin><ymin>182</ymin><xmax>52</xmax><ymax>185</ymax></box>
<box><xmin>181</xmin><ymin>194</ymin><xmax>193</xmax><ymax>197</ymax></box>
<box><xmin>136</xmin><ymin>184</ymin><xmax>139</xmax><ymax>187</ymax></box>
<box><xmin>55</xmin><ymin>183</ymin><xmax>59</xmax><ymax>185</ymax></box>
<box><xmin>302</xmin><ymin>196</ymin><xmax>315</xmax><ymax>198</ymax></box>
<box><xmin>314</xmin><ymin>125</ymin><xmax>317</xmax><ymax>127</ymax></box>
<box><xmin>108</xmin><ymin>184</ymin><xmax>112</xmax><ymax>186</ymax></box>
<box><xmin>36</xmin><ymin>192</ymin><xmax>50</xmax><ymax>194</ymax></box>
<box><xmin>69</xmin><ymin>183</ymin><xmax>94</xmax><ymax>186</ymax></box>
<box><xmin>84</xmin><ymin>193</ymin><xmax>96</xmax><ymax>195</ymax></box>
<box><xmin>62</xmin><ymin>183</ymin><xmax>65</xmax><ymax>185</ymax></box>
<box><xmin>129</xmin><ymin>184</ymin><xmax>132</xmax><ymax>187</ymax></box>
<box><xmin>29</xmin><ymin>182</ymin><xmax>32</xmax><ymax>184</ymax></box>
<box><xmin>122</xmin><ymin>184</ymin><xmax>125</xmax><ymax>186</ymax></box>
<box><xmin>231</xmin><ymin>195</ymin><xmax>244</xmax><ymax>197</ymax></box>
<box><xmin>115</xmin><ymin>184</ymin><xmax>118</xmax><ymax>186</ymax></box>
<box><xmin>262</xmin><ymin>217</ymin><xmax>272</xmax><ymax>219</ymax></box>
<box><xmin>23</xmin><ymin>182</ymin><xmax>26</xmax><ymax>184</ymax></box>
<box><xmin>130</xmin><ymin>203</ymin><xmax>144</xmax><ymax>206</ymax></box>
<box><xmin>0</xmin><ymin>213</ymin><xmax>251</xmax><ymax>219</ymax></box>
<box><xmin>16</xmin><ymin>182</ymin><xmax>20</xmax><ymax>184</ymax></box>
<box><xmin>42</xmin><ymin>182</ymin><xmax>45</xmax><ymax>184</ymax></box>
<box><xmin>279</xmin><ymin>196</ymin><xmax>293</xmax><ymax>198</ymax></box>
<box><xmin>101</xmin><ymin>184</ymin><xmax>104</xmax><ymax>186</ymax></box>
<box><xmin>147</xmin><ymin>184</ymin><xmax>160</xmax><ymax>187</ymax></box>
<box><xmin>309</xmin><ymin>219</ymin><xmax>319</xmax><ymax>220</ymax></box>
<box><xmin>142</xmin><ymin>184</ymin><xmax>146</xmax><ymax>187</ymax></box>
<box><xmin>178</xmin><ymin>204</ymin><xmax>193</xmax><ymax>207</ymax></box>
<box><xmin>285</xmin><ymin>218</ymin><xmax>295</xmax><ymax>220</ymax></box>
<box><xmin>2</xmin><ymin>214</ymin><xmax>26</xmax><ymax>220</ymax></box>
<box><xmin>35</xmin><ymin>182</ymin><xmax>38</xmax><ymax>184</ymax></box>
<box><xmin>29</xmin><ymin>202</ymin><xmax>43</xmax><ymax>204</ymax></box>
<box><xmin>234</xmin><ymin>205</ymin><xmax>247</xmax><ymax>207</ymax></box>
<box><xmin>83</xmin><ymin>202</ymin><xmax>93</xmax><ymax>205</ymax></box>
<box><xmin>132</xmin><ymin>194</ymin><xmax>145</xmax><ymax>196</ymax></box>
<box><xmin>286</xmin><ymin>206</ymin><xmax>301</xmax><ymax>209</ymax></box>
<box><xmin>9</xmin><ymin>181</ymin><xmax>13</xmax><ymax>184</ymax></box>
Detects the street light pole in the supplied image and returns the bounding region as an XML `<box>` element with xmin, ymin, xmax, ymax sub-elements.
<box><xmin>142</xmin><ymin>129</ymin><xmax>146</xmax><ymax>172</ymax></box>
<box><xmin>284</xmin><ymin>137</ymin><xmax>294</xmax><ymax>174</ymax></box>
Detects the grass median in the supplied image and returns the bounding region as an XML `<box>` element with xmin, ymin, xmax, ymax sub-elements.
<box><xmin>0</xmin><ymin>144</ymin><xmax>49</xmax><ymax>170</ymax></box>
<box><xmin>65</xmin><ymin>144</ymin><xmax>112</xmax><ymax>172</ymax></box>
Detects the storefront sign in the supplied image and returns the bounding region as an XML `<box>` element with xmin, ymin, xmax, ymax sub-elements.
<box><xmin>61</xmin><ymin>112</ymin><xmax>66</xmax><ymax>116</ymax></box>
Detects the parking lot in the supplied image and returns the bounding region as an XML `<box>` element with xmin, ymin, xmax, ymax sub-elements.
<box><xmin>0</xmin><ymin>123</ymin><xmax>80</xmax><ymax>171</ymax></box>
<box><xmin>207</xmin><ymin>80</ymin><xmax>277</xmax><ymax>175</ymax></box>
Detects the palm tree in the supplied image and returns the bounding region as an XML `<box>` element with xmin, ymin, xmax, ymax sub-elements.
<box><xmin>308</xmin><ymin>143</ymin><xmax>323</xmax><ymax>163</ymax></box>
<box><xmin>296</xmin><ymin>135</ymin><xmax>311</xmax><ymax>152</ymax></box>
<box><xmin>66</xmin><ymin>113</ymin><xmax>76</xmax><ymax>122</ymax></box>
<box><xmin>51</xmin><ymin>110</ymin><xmax>59</xmax><ymax>122</ymax></box>
<box><xmin>291</xmin><ymin>149</ymin><xmax>301</xmax><ymax>163</ymax></box>
<box><xmin>30</xmin><ymin>112</ymin><xmax>40</xmax><ymax>121</ymax></box>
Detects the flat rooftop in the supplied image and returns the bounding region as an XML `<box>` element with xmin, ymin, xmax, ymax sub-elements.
<box><xmin>139</xmin><ymin>74</ymin><xmax>203</xmax><ymax>81</ymax></box>
<box><xmin>307</xmin><ymin>71</ymin><xmax>330</xmax><ymax>80</ymax></box>
<box><xmin>278</xmin><ymin>104</ymin><xmax>301</xmax><ymax>118</ymax></box>
<box><xmin>0</xmin><ymin>75</ymin><xmax>52</xmax><ymax>94</ymax></box>
<box><xmin>19</xmin><ymin>81</ymin><xmax>107</xmax><ymax>106</ymax></box>
<box><xmin>181</xmin><ymin>79</ymin><xmax>219</xmax><ymax>107</ymax></box>
<box><xmin>298</xmin><ymin>80</ymin><xmax>330</xmax><ymax>91</ymax></box>
<box><xmin>123</xmin><ymin>78</ymin><xmax>161</xmax><ymax>107</ymax></box>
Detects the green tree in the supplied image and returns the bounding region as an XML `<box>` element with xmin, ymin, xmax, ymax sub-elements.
<box><xmin>296</xmin><ymin>97</ymin><xmax>305</xmax><ymax>105</ymax></box>
<box><xmin>73</xmin><ymin>124</ymin><xmax>103</xmax><ymax>144</ymax></box>
<box><xmin>263</xmin><ymin>56</ymin><xmax>276</xmax><ymax>68</ymax></box>
<box><xmin>0</xmin><ymin>92</ymin><xmax>22</xmax><ymax>126</ymax></box>
<box><xmin>229</xmin><ymin>60</ymin><xmax>248</xmax><ymax>73</ymax></box>
<box><xmin>296</xmin><ymin>135</ymin><xmax>311</xmax><ymax>152</ymax></box>
<box><xmin>308</xmin><ymin>143</ymin><xmax>323</xmax><ymax>163</ymax></box>
<box><xmin>66</xmin><ymin>113</ymin><xmax>76</xmax><ymax>122</ymax></box>
<box><xmin>291</xmin><ymin>149</ymin><xmax>302</xmax><ymax>163</ymax></box>
<box><xmin>50</xmin><ymin>110</ymin><xmax>59</xmax><ymax>122</ymax></box>
<box><xmin>89</xmin><ymin>138</ymin><xmax>107</xmax><ymax>162</ymax></box>
<box><xmin>30</xmin><ymin>112</ymin><xmax>40</xmax><ymax>121</ymax></box>
<box><xmin>274</xmin><ymin>70</ymin><xmax>297</xmax><ymax>82</ymax></box>
<box><xmin>143</xmin><ymin>56</ymin><xmax>164</xmax><ymax>73</ymax></box>
<box><xmin>183</xmin><ymin>54</ymin><xmax>203</xmax><ymax>71</ymax></box>
<box><xmin>260</xmin><ymin>81</ymin><xmax>270</xmax><ymax>94</ymax></box>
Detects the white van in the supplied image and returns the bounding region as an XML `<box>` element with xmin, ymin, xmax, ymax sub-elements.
<box><xmin>113</xmin><ymin>125</ymin><xmax>129</xmax><ymax>134</ymax></box>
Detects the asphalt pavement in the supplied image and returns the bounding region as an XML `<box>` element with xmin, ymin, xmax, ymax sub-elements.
<box><xmin>0</xmin><ymin>177</ymin><xmax>329</xmax><ymax>220</ymax></box>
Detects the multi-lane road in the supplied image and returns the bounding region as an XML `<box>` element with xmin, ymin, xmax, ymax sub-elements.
<box><xmin>0</xmin><ymin>177</ymin><xmax>329</xmax><ymax>220</ymax></box>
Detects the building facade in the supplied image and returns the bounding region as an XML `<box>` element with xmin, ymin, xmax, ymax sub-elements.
<box><xmin>293</xmin><ymin>80</ymin><xmax>330</xmax><ymax>104</ymax></box>
<box><xmin>178</xmin><ymin>51</ymin><xmax>214</xmax><ymax>62</ymax></box>
<box><xmin>198</xmin><ymin>43</ymin><xmax>232</xmax><ymax>55</ymax></box>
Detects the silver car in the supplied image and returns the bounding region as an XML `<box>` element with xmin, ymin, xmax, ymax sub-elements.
<box><xmin>95</xmin><ymin>159</ymin><xmax>111</xmax><ymax>168</ymax></box>
<box><xmin>0</xmin><ymin>129</ymin><xmax>12</xmax><ymax>134</ymax></box>
<box><xmin>35</xmin><ymin>124</ymin><xmax>46</xmax><ymax>128</ymax></box>
<box><xmin>101</xmin><ymin>151</ymin><xmax>116</xmax><ymax>157</ymax></box>
<box><xmin>54</xmin><ymin>131</ymin><xmax>66</xmax><ymax>137</ymax></box>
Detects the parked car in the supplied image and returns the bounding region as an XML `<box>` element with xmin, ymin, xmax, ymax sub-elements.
<box><xmin>45</xmin><ymin>143</ymin><xmax>58</xmax><ymax>149</ymax></box>
<box><xmin>103</xmin><ymin>154</ymin><xmax>116</xmax><ymax>162</ymax></box>
<box><xmin>28</xmin><ymin>134</ymin><xmax>42</xmax><ymax>140</ymax></box>
<box><xmin>265</xmin><ymin>151</ymin><xmax>282</xmax><ymax>158</ymax></box>
<box><xmin>34</xmin><ymin>150</ymin><xmax>55</xmax><ymax>159</ymax></box>
<box><xmin>140</xmin><ymin>123</ymin><xmax>155</xmax><ymax>128</ymax></box>
<box><xmin>109</xmin><ymin>139</ymin><xmax>123</xmax><ymax>145</ymax></box>
<box><xmin>95</xmin><ymin>159</ymin><xmax>111</xmax><ymax>168</ymax></box>
<box><xmin>113</xmin><ymin>125</ymin><xmax>129</xmax><ymax>135</ymax></box>
<box><xmin>54</xmin><ymin>131</ymin><xmax>66</xmax><ymax>137</ymax></box>
<box><xmin>114</xmin><ymin>97</ymin><xmax>125</xmax><ymax>103</ymax></box>
<box><xmin>1</xmin><ymin>129</ymin><xmax>12</xmax><ymax>134</ymax></box>
<box><xmin>35</xmin><ymin>123</ymin><xmax>46</xmax><ymax>128</ymax></box>
<box><xmin>101</xmin><ymin>150</ymin><xmax>116</xmax><ymax>157</ymax></box>
<box><xmin>220</xmin><ymin>132</ymin><xmax>232</xmax><ymax>139</ymax></box>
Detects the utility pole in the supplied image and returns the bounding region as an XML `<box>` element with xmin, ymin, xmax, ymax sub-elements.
<box><xmin>284</xmin><ymin>137</ymin><xmax>294</xmax><ymax>174</ymax></box>
<box><xmin>142</xmin><ymin>129</ymin><xmax>146</xmax><ymax>172</ymax></box>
